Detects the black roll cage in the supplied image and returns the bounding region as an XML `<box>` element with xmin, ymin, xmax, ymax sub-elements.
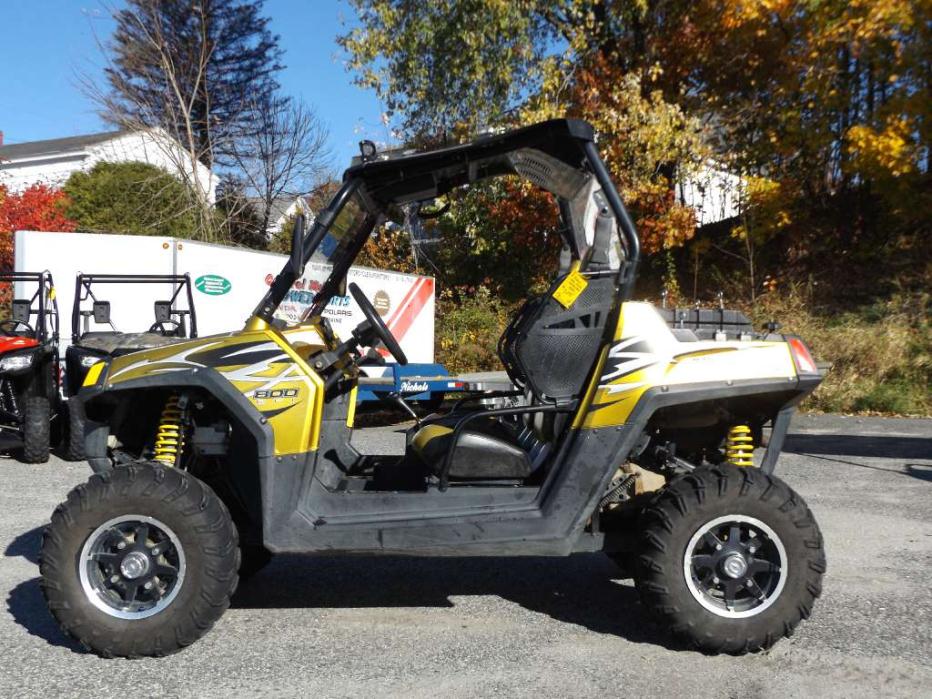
<box><xmin>255</xmin><ymin>119</ymin><xmax>641</xmax><ymax>324</ymax></box>
<box><xmin>72</xmin><ymin>273</ymin><xmax>198</xmax><ymax>343</ymax></box>
<box><xmin>0</xmin><ymin>270</ymin><xmax>59</xmax><ymax>344</ymax></box>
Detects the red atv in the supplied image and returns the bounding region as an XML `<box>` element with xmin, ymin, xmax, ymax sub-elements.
<box><xmin>0</xmin><ymin>271</ymin><xmax>60</xmax><ymax>463</ymax></box>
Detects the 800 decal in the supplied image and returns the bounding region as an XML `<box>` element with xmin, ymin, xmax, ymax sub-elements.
<box><xmin>253</xmin><ymin>388</ymin><xmax>299</xmax><ymax>400</ymax></box>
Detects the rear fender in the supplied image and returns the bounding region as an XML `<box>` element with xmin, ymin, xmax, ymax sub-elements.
<box><xmin>565</xmin><ymin>379</ymin><xmax>812</xmax><ymax>550</ymax></box>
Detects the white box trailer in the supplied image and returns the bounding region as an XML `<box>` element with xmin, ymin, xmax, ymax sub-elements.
<box><xmin>13</xmin><ymin>230</ymin><xmax>435</xmax><ymax>364</ymax></box>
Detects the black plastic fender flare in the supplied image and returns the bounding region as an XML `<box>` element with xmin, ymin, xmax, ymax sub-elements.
<box><xmin>563</xmin><ymin>376</ymin><xmax>819</xmax><ymax>549</ymax></box>
<box><xmin>78</xmin><ymin>367</ymin><xmax>275</xmax><ymax>474</ymax></box>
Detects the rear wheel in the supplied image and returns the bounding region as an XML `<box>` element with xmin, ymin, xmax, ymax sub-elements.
<box><xmin>635</xmin><ymin>464</ymin><xmax>825</xmax><ymax>654</ymax></box>
<box><xmin>40</xmin><ymin>462</ymin><xmax>240</xmax><ymax>657</ymax></box>
<box><xmin>20</xmin><ymin>396</ymin><xmax>50</xmax><ymax>464</ymax></box>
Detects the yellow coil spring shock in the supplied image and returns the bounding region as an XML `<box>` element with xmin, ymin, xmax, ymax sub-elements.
<box><xmin>153</xmin><ymin>395</ymin><xmax>185</xmax><ymax>467</ymax></box>
<box><xmin>725</xmin><ymin>425</ymin><xmax>755</xmax><ymax>467</ymax></box>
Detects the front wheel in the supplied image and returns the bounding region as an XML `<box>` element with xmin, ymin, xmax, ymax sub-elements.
<box><xmin>62</xmin><ymin>398</ymin><xmax>86</xmax><ymax>461</ymax></box>
<box><xmin>20</xmin><ymin>396</ymin><xmax>50</xmax><ymax>463</ymax></box>
<box><xmin>635</xmin><ymin>464</ymin><xmax>825</xmax><ymax>654</ymax></box>
<box><xmin>40</xmin><ymin>462</ymin><xmax>240</xmax><ymax>657</ymax></box>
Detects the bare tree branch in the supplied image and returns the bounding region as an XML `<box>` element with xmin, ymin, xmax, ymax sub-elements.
<box><xmin>230</xmin><ymin>97</ymin><xmax>332</xmax><ymax>237</ymax></box>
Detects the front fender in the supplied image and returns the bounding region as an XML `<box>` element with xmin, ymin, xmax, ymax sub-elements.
<box><xmin>79</xmin><ymin>367</ymin><xmax>275</xmax><ymax>473</ymax></box>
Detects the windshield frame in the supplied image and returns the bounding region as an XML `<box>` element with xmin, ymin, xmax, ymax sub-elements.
<box><xmin>253</xmin><ymin>178</ymin><xmax>380</xmax><ymax>323</ymax></box>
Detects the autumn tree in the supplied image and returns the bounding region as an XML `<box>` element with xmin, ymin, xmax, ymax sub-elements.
<box><xmin>342</xmin><ymin>0</ymin><xmax>930</xmax><ymax>304</ymax></box>
<box><xmin>341</xmin><ymin>1</ymin><xmax>553</xmax><ymax>137</ymax></box>
<box><xmin>0</xmin><ymin>183</ymin><xmax>76</xmax><ymax>239</ymax></box>
<box><xmin>0</xmin><ymin>183</ymin><xmax>76</xmax><ymax>304</ymax></box>
<box><xmin>340</xmin><ymin>1</ymin><xmax>707</xmax><ymax>263</ymax></box>
<box><xmin>680</xmin><ymin>0</ymin><xmax>930</xmax><ymax>301</ymax></box>
<box><xmin>435</xmin><ymin>181</ymin><xmax>562</xmax><ymax>299</ymax></box>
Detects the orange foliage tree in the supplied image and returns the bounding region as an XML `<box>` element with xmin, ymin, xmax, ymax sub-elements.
<box><xmin>342</xmin><ymin>0</ymin><xmax>930</xmax><ymax>304</ymax></box>
<box><xmin>0</xmin><ymin>183</ymin><xmax>76</xmax><ymax>303</ymax></box>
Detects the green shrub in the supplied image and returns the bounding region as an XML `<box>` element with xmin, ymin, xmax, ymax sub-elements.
<box><xmin>64</xmin><ymin>161</ymin><xmax>199</xmax><ymax>237</ymax></box>
<box><xmin>435</xmin><ymin>286</ymin><xmax>515</xmax><ymax>374</ymax></box>
<box><xmin>432</xmin><ymin>281</ymin><xmax>931</xmax><ymax>416</ymax></box>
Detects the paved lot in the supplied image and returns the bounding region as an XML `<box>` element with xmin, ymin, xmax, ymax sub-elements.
<box><xmin>1</xmin><ymin>414</ymin><xmax>930</xmax><ymax>698</ymax></box>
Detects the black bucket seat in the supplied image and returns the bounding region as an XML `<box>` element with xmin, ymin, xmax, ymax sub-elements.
<box><xmin>409</xmin><ymin>418</ymin><xmax>531</xmax><ymax>479</ymax></box>
<box><xmin>408</xmin><ymin>272</ymin><xmax>615</xmax><ymax>481</ymax></box>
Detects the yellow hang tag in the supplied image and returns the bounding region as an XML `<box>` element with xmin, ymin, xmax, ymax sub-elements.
<box><xmin>552</xmin><ymin>270</ymin><xmax>588</xmax><ymax>308</ymax></box>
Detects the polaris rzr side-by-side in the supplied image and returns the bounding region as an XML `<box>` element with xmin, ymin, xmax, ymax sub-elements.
<box><xmin>0</xmin><ymin>271</ymin><xmax>60</xmax><ymax>463</ymax></box>
<box><xmin>41</xmin><ymin>119</ymin><xmax>826</xmax><ymax>658</ymax></box>
<box><xmin>62</xmin><ymin>273</ymin><xmax>197</xmax><ymax>460</ymax></box>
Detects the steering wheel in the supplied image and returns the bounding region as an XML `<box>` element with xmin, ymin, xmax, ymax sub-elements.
<box><xmin>349</xmin><ymin>283</ymin><xmax>408</xmax><ymax>365</ymax></box>
<box><xmin>148</xmin><ymin>319</ymin><xmax>182</xmax><ymax>337</ymax></box>
<box><xmin>0</xmin><ymin>319</ymin><xmax>35</xmax><ymax>338</ymax></box>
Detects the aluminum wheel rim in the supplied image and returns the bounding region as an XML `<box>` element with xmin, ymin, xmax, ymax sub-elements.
<box><xmin>683</xmin><ymin>514</ymin><xmax>787</xmax><ymax>619</ymax></box>
<box><xmin>78</xmin><ymin>514</ymin><xmax>186</xmax><ymax>620</ymax></box>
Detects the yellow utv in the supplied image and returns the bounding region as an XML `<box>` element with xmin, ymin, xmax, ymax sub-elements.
<box><xmin>40</xmin><ymin>120</ymin><xmax>826</xmax><ymax>658</ymax></box>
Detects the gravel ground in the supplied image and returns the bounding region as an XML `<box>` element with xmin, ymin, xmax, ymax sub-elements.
<box><xmin>1</xmin><ymin>413</ymin><xmax>930</xmax><ymax>698</ymax></box>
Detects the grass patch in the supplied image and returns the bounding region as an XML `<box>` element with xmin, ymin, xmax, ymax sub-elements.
<box><xmin>752</xmin><ymin>288</ymin><xmax>931</xmax><ymax>416</ymax></box>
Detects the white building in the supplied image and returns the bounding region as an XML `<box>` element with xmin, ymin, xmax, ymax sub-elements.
<box><xmin>0</xmin><ymin>128</ymin><xmax>217</xmax><ymax>203</ymax></box>
<box><xmin>677</xmin><ymin>163</ymin><xmax>742</xmax><ymax>227</ymax></box>
<box><xmin>261</xmin><ymin>195</ymin><xmax>310</xmax><ymax>235</ymax></box>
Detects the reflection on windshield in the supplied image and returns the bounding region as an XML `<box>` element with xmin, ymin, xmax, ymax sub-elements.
<box><xmin>310</xmin><ymin>194</ymin><xmax>366</xmax><ymax>265</ymax></box>
<box><xmin>271</xmin><ymin>192</ymin><xmax>368</xmax><ymax>328</ymax></box>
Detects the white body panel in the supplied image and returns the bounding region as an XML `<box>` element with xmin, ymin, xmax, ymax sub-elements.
<box><xmin>13</xmin><ymin>231</ymin><xmax>435</xmax><ymax>364</ymax></box>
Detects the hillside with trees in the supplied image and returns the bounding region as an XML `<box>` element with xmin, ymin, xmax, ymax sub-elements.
<box><xmin>341</xmin><ymin>0</ymin><xmax>930</xmax><ymax>414</ymax></box>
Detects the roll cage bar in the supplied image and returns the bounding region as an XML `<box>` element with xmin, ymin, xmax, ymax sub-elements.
<box><xmin>254</xmin><ymin>118</ymin><xmax>641</xmax><ymax>324</ymax></box>
<box><xmin>72</xmin><ymin>273</ymin><xmax>197</xmax><ymax>343</ymax></box>
<box><xmin>0</xmin><ymin>270</ymin><xmax>59</xmax><ymax>343</ymax></box>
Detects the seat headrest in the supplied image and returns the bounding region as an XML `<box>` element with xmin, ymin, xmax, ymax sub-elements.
<box><xmin>11</xmin><ymin>300</ymin><xmax>31</xmax><ymax>324</ymax></box>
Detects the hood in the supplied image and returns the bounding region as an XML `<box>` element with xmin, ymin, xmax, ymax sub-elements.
<box><xmin>76</xmin><ymin>332</ymin><xmax>189</xmax><ymax>355</ymax></box>
<box><xmin>0</xmin><ymin>336</ymin><xmax>40</xmax><ymax>354</ymax></box>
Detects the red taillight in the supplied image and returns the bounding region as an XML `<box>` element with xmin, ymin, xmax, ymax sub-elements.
<box><xmin>788</xmin><ymin>337</ymin><xmax>818</xmax><ymax>374</ymax></box>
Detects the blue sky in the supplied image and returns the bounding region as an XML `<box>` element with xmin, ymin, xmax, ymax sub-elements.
<box><xmin>0</xmin><ymin>0</ymin><xmax>388</xmax><ymax>169</ymax></box>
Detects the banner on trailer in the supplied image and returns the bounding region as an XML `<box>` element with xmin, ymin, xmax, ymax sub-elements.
<box><xmin>176</xmin><ymin>242</ymin><xmax>434</xmax><ymax>364</ymax></box>
<box><xmin>273</xmin><ymin>262</ymin><xmax>435</xmax><ymax>364</ymax></box>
